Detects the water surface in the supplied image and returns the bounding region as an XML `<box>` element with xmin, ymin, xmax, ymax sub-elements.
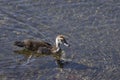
<box><xmin>0</xmin><ymin>0</ymin><xmax>120</xmax><ymax>80</ymax></box>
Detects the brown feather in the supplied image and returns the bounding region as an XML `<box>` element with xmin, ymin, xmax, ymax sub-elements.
<box><xmin>14</xmin><ymin>39</ymin><xmax>52</xmax><ymax>51</ymax></box>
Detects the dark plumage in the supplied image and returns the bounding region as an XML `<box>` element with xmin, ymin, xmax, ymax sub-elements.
<box><xmin>14</xmin><ymin>39</ymin><xmax>52</xmax><ymax>51</ymax></box>
<box><xmin>14</xmin><ymin>35</ymin><xmax>70</xmax><ymax>54</ymax></box>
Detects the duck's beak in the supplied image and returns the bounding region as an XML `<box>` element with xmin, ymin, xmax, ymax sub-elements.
<box><xmin>63</xmin><ymin>40</ymin><xmax>70</xmax><ymax>47</ymax></box>
<box><xmin>64</xmin><ymin>43</ymin><xmax>70</xmax><ymax>47</ymax></box>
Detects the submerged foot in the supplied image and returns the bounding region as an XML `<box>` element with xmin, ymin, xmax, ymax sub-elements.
<box><xmin>21</xmin><ymin>55</ymin><xmax>35</xmax><ymax>66</ymax></box>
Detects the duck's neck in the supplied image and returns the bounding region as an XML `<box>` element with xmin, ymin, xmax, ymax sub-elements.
<box><xmin>56</xmin><ymin>38</ymin><xmax>60</xmax><ymax>47</ymax></box>
<box><xmin>55</xmin><ymin>39</ymin><xmax>60</xmax><ymax>52</ymax></box>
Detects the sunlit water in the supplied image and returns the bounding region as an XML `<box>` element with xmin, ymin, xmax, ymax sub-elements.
<box><xmin>0</xmin><ymin>0</ymin><xmax>120</xmax><ymax>80</ymax></box>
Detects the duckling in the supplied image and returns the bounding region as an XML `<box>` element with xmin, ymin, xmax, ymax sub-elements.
<box><xmin>14</xmin><ymin>35</ymin><xmax>70</xmax><ymax>54</ymax></box>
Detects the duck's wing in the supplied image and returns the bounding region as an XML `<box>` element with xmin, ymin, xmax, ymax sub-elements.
<box><xmin>31</xmin><ymin>41</ymin><xmax>52</xmax><ymax>50</ymax></box>
<box><xmin>37</xmin><ymin>41</ymin><xmax>52</xmax><ymax>48</ymax></box>
<box><xmin>14</xmin><ymin>39</ymin><xmax>52</xmax><ymax>51</ymax></box>
<box><xmin>37</xmin><ymin>47</ymin><xmax>52</xmax><ymax>55</ymax></box>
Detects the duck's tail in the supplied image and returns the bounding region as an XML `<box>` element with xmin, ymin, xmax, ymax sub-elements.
<box><xmin>14</xmin><ymin>41</ymin><xmax>25</xmax><ymax>47</ymax></box>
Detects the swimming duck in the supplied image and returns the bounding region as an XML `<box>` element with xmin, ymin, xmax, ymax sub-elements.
<box><xmin>14</xmin><ymin>35</ymin><xmax>70</xmax><ymax>54</ymax></box>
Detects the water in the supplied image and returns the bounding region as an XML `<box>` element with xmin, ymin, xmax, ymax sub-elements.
<box><xmin>0</xmin><ymin>0</ymin><xmax>120</xmax><ymax>80</ymax></box>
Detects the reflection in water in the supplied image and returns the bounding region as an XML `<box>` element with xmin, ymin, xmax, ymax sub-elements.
<box><xmin>14</xmin><ymin>49</ymin><xmax>67</xmax><ymax>68</ymax></box>
<box><xmin>13</xmin><ymin>49</ymin><xmax>99</xmax><ymax>71</ymax></box>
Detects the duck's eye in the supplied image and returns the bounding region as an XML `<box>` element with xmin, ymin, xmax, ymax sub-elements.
<box><xmin>60</xmin><ymin>39</ymin><xmax>64</xmax><ymax>42</ymax></box>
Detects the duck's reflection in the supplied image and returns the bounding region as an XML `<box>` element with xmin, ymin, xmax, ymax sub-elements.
<box><xmin>14</xmin><ymin>49</ymin><xmax>99</xmax><ymax>71</ymax></box>
<box><xmin>14</xmin><ymin>49</ymin><xmax>66</xmax><ymax>68</ymax></box>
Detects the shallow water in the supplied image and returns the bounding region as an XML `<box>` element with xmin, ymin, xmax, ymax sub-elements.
<box><xmin>0</xmin><ymin>0</ymin><xmax>120</xmax><ymax>80</ymax></box>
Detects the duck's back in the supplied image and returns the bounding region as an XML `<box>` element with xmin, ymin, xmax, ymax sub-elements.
<box><xmin>29</xmin><ymin>40</ymin><xmax>52</xmax><ymax>50</ymax></box>
<box><xmin>14</xmin><ymin>39</ymin><xmax>52</xmax><ymax>51</ymax></box>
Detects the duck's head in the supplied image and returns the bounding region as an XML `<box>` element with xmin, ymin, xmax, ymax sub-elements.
<box><xmin>55</xmin><ymin>35</ymin><xmax>70</xmax><ymax>47</ymax></box>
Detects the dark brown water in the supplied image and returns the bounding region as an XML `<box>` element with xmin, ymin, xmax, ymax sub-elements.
<box><xmin>0</xmin><ymin>0</ymin><xmax>120</xmax><ymax>80</ymax></box>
